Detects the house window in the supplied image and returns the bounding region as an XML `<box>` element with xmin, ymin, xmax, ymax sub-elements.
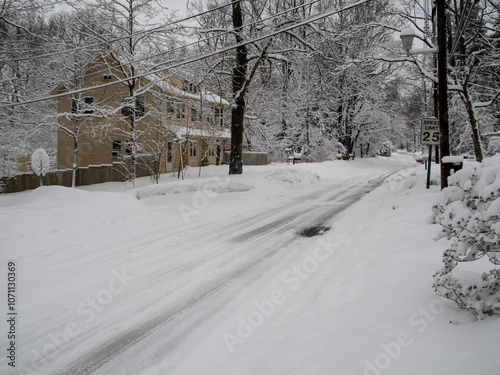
<box><xmin>191</xmin><ymin>106</ymin><xmax>199</xmax><ymax>122</ymax></box>
<box><xmin>122</xmin><ymin>98</ymin><xmax>133</xmax><ymax>117</ymax></box>
<box><xmin>83</xmin><ymin>97</ymin><xmax>94</xmax><ymax>114</ymax></box>
<box><xmin>189</xmin><ymin>142</ymin><xmax>197</xmax><ymax>157</ymax></box>
<box><xmin>176</xmin><ymin>103</ymin><xmax>185</xmax><ymax>119</ymax></box>
<box><xmin>182</xmin><ymin>80</ymin><xmax>197</xmax><ymax>93</ymax></box>
<box><xmin>112</xmin><ymin>140</ymin><xmax>121</xmax><ymax>158</ymax></box>
<box><xmin>125</xmin><ymin>139</ymin><xmax>133</xmax><ymax>155</ymax></box>
<box><xmin>71</xmin><ymin>98</ymin><xmax>78</xmax><ymax>113</ymax></box>
<box><xmin>214</xmin><ymin>107</ymin><xmax>223</xmax><ymax>127</ymax></box>
<box><xmin>135</xmin><ymin>96</ymin><xmax>145</xmax><ymax>117</ymax></box>
<box><xmin>71</xmin><ymin>97</ymin><xmax>94</xmax><ymax>114</ymax></box>
<box><xmin>122</xmin><ymin>96</ymin><xmax>145</xmax><ymax>117</ymax></box>
<box><xmin>167</xmin><ymin>142</ymin><xmax>173</xmax><ymax>163</ymax></box>
<box><xmin>167</xmin><ymin>100</ymin><xmax>175</xmax><ymax>117</ymax></box>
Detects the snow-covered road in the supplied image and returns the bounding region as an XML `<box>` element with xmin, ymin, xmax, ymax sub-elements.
<box><xmin>2</xmin><ymin>155</ymin><xmax>499</xmax><ymax>375</ymax></box>
<box><xmin>57</xmin><ymin>169</ymin><xmax>397</xmax><ymax>375</ymax></box>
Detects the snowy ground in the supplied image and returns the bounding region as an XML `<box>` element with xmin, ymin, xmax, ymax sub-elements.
<box><xmin>1</xmin><ymin>153</ymin><xmax>499</xmax><ymax>375</ymax></box>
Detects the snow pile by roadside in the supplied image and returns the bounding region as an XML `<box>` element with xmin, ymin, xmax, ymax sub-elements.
<box><xmin>265</xmin><ymin>165</ymin><xmax>321</xmax><ymax>184</ymax></box>
<box><xmin>0</xmin><ymin>186</ymin><xmax>150</xmax><ymax>251</ymax></box>
<box><xmin>133</xmin><ymin>163</ymin><xmax>322</xmax><ymax>200</ymax></box>
<box><xmin>133</xmin><ymin>177</ymin><xmax>253</xmax><ymax>199</ymax></box>
<box><xmin>383</xmin><ymin>168</ymin><xmax>422</xmax><ymax>193</ymax></box>
<box><xmin>432</xmin><ymin>155</ymin><xmax>500</xmax><ymax>317</ymax></box>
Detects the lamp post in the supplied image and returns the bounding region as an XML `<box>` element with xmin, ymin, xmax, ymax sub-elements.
<box><xmin>400</xmin><ymin>17</ymin><xmax>450</xmax><ymax>189</ymax></box>
<box><xmin>400</xmin><ymin>26</ymin><xmax>438</xmax><ymax>55</ymax></box>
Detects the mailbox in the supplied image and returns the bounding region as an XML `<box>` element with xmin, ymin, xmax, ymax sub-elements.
<box><xmin>441</xmin><ymin>156</ymin><xmax>464</xmax><ymax>172</ymax></box>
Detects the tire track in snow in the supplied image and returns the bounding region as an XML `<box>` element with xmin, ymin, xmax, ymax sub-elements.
<box><xmin>54</xmin><ymin>169</ymin><xmax>398</xmax><ymax>375</ymax></box>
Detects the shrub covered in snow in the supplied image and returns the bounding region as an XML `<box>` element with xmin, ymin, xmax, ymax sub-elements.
<box><xmin>378</xmin><ymin>141</ymin><xmax>392</xmax><ymax>157</ymax></box>
<box><xmin>31</xmin><ymin>148</ymin><xmax>50</xmax><ymax>177</ymax></box>
<box><xmin>432</xmin><ymin>156</ymin><xmax>500</xmax><ymax>318</ymax></box>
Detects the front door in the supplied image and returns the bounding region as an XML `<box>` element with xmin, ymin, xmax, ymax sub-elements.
<box><xmin>166</xmin><ymin>141</ymin><xmax>173</xmax><ymax>171</ymax></box>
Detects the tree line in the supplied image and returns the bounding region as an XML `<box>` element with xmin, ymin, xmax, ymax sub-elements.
<box><xmin>1</xmin><ymin>0</ymin><xmax>498</xmax><ymax>178</ymax></box>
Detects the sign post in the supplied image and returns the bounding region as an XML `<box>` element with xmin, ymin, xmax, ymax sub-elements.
<box><xmin>421</xmin><ymin>118</ymin><xmax>440</xmax><ymax>189</ymax></box>
<box><xmin>421</xmin><ymin>118</ymin><xmax>440</xmax><ymax>146</ymax></box>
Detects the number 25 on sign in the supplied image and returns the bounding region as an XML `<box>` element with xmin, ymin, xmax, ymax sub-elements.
<box><xmin>421</xmin><ymin>118</ymin><xmax>440</xmax><ymax>145</ymax></box>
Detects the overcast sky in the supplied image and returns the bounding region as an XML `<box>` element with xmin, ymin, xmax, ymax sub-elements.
<box><xmin>163</xmin><ymin>0</ymin><xmax>191</xmax><ymax>16</ymax></box>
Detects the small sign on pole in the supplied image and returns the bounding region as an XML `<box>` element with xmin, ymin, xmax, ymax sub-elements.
<box><xmin>421</xmin><ymin>118</ymin><xmax>440</xmax><ymax>145</ymax></box>
<box><xmin>421</xmin><ymin>118</ymin><xmax>440</xmax><ymax>189</ymax></box>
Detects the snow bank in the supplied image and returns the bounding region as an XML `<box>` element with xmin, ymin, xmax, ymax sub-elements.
<box><xmin>432</xmin><ymin>155</ymin><xmax>500</xmax><ymax>317</ymax></box>
<box><xmin>265</xmin><ymin>166</ymin><xmax>321</xmax><ymax>184</ymax></box>
<box><xmin>0</xmin><ymin>186</ymin><xmax>150</xmax><ymax>253</ymax></box>
<box><xmin>133</xmin><ymin>177</ymin><xmax>253</xmax><ymax>199</ymax></box>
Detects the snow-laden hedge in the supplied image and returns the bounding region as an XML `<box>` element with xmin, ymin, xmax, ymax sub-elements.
<box><xmin>378</xmin><ymin>141</ymin><xmax>392</xmax><ymax>157</ymax></box>
<box><xmin>31</xmin><ymin>148</ymin><xmax>50</xmax><ymax>177</ymax></box>
<box><xmin>432</xmin><ymin>155</ymin><xmax>500</xmax><ymax>318</ymax></box>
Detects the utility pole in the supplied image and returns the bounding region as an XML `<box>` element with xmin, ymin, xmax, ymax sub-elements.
<box><xmin>437</xmin><ymin>0</ymin><xmax>450</xmax><ymax>189</ymax></box>
<box><xmin>229</xmin><ymin>0</ymin><xmax>246</xmax><ymax>175</ymax></box>
<box><xmin>432</xmin><ymin>3</ymin><xmax>440</xmax><ymax>165</ymax></box>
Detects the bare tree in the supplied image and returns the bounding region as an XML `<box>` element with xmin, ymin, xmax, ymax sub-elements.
<box><xmin>0</xmin><ymin>1</ymin><xmax>61</xmax><ymax>176</ymax></box>
<box><xmin>80</xmin><ymin>0</ymin><xmax>178</xmax><ymax>185</ymax></box>
<box><xmin>48</xmin><ymin>9</ymin><xmax>112</xmax><ymax>186</ymax></box>
<box><xmin>447</xmin><ymin>0</ymin><xmax>500</xmax><ymax>161</ymax></box>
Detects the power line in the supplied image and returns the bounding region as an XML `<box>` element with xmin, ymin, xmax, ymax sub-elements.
<box><xmin>0</xmin><ymin>0</ymin><xmax>372</xmax><ymax>109</ymax></box>
<box><xmin>449</xmin><ymin>0</ymin><xmax>476</xmax><ymax>62</ymax></box>
<box><xmin>33</xmin><ymin>0</ymin><xmax>323</xmax><ymax>94</ymax></box>
<box><xmin>0</xmin><ymin>0</ymin><xmax>240</xmax><ymax>65</ymax></box>
<box><xmin>5</xmin><ymin>0</ymin><xmax>324</xmax><ymax>94</ymax></box>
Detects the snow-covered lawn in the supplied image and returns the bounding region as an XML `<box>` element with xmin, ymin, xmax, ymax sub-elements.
<box><xmin>1</xmin><ymin>153</ymin><xmax>499</xmax><ymax>375</ymax></box>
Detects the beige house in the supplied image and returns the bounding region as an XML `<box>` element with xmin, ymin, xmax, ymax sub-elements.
<box><xmin>53</xmin><ymin>55</ymin><xmax>230</xmax><ymax>178</ymax></box>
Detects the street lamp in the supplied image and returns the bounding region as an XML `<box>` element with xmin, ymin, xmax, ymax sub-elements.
<box><xmin>400</xmin><ymin>25</ymin><xmax>438</xmax><ymax>55</ymax></box>
<box><xmin>400</xmin><ymin>19</ymin><xmax>450</xmax><ymax>189</ymax></box>
<box><xmin>400</xmin><ymin>25</ymin><xmax>438</xmax><ymax>189</ymax></box>
<box><xmin>400</xmin><ymin>26</ymin><xmax>415</xmax><ymax>54</ymax></box>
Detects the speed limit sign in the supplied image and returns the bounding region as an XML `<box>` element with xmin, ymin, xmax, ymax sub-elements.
<box><xmin>421</xmin><ymin>118</ymin><xmax>440</xmax><ymax>145</ymax></box>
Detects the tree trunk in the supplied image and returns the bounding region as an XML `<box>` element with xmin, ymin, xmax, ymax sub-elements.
<box><xmin>343</xmin><ymin>134</ymin><xmax>354</xmax><ymax>160</ymax></box>
<box><xmin>73</xmin><ymin>137</ymin><xmax>78</xmax><ymax>188</ymax></box>
<box><xmin>230</xmin><ymin>0</ymin><xmax>247</xmax><ymax>175</ymax></box>
<box><xmin>128</xmin><ymin>85</ymin><xmax>137</xmax><ymax>187</ymax></box>
<box><xmin>461</xmin><ymin>86</ymin><xmax>484</xmax><ymax>162</ymax></box>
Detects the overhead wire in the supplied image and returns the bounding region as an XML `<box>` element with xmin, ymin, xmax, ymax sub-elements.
<box><xmin>0</xmin><ymin>0</ymin><xmax>371</xmax><ymax>108</ymax></box>
<box><xmin>5</xmin><ymin>0</ymin><xmax>325</xmax><ymax>95</ymax></box>
<box><xmin>449</xmin><ymin>0</ymin><xmax>477</xmax><ymax>62</ymax></box>
<box><xmin>0</xmin><ymin>0</ymin><xmax>241</xmax><ymax>65</ymax></box>
<box><xmin>35</xmin><ymin>0</ymin><xmax>323</xmax><ymax>94</ymax></box>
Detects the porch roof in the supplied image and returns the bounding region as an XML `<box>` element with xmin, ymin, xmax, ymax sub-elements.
<box><xmin>171</xmin><ymin>126</ymin><xmax>231</xmax><ymax>140</ymax></box>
